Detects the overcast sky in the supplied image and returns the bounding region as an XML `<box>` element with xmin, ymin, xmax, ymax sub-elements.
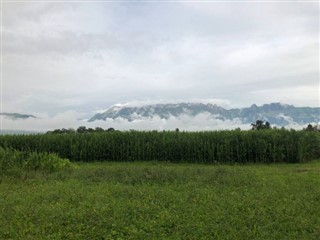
<box><xmin>1</xmin><ymin>1</ymin><xmax>319</xmax><ymax>128</ymax></box>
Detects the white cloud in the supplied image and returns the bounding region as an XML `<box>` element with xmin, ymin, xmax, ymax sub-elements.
<box><xmin>1</xmin><ymin>111</ymin><xmax>252</xmax><ymax>132</ymax></box>
<box><xmin>99</xmin><ymin>98</ymin><xmax>231</xmax><ymax>108</ymax></box>
<box><xmin>250</xmin><ymin>86</ymin><xmax>319</xmax><ymax>108</ymax></box>
<box><xmin>2</xmin><ymin>1</ymin><xmax>319</xmax><ymax>128</ymax></box>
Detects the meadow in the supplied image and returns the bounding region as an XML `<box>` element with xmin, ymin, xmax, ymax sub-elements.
<box><xmin>0</xmin><ymin>129</ymin><xmax>319</xmax><ymax>239</ymax></box>
<box><xmin>1</xmin><ymin>161</ymin><xmax>320</xmax><ymax>239</ymax></box>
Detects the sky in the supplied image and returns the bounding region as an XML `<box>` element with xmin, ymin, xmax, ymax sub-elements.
<box><xmin>1</xmin><ymin>1</ymin><xmax>319</xmax><ymax>131</ymax></box>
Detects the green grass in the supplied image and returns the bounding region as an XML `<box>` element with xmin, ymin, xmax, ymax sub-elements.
<box><xmin>1</xmin><ymin>161</ymin><xmax>320</xmax><ymax>239</ymax></box>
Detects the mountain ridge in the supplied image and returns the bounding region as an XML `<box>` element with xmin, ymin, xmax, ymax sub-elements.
<box><xmin>0</xmin><ymin>113</ymin><xmax>36</xmax><ymax>120</ymax></box>
<box><xmin>89</xmin><ymin>102</ymin><xmax>319</xmax><ymax>126</ymax></box>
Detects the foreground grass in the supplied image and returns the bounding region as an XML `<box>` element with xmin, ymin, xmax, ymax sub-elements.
<box><xmin>1</xmin><ymin>161</ymin><xmax>320</xmax><ymax>239</ymax></box>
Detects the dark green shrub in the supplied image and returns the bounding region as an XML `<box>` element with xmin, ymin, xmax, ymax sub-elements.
<box><xmin>0</xmin><ymin>147</ymin><xmax>71</xmax><ymax>176</ymax></box>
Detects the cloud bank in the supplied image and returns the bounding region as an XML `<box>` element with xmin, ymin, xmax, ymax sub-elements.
<box><xmin>2</xmin><ymin>111</ymin><xmax>308</xmax><ymax>133</ymax></box>
<box><xmin>2</xmin><ymin>1</ymin><xmax>319</xmax><ymax>120</ymax></box>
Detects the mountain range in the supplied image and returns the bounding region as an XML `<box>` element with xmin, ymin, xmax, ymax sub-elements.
<box><xmin>0</xmin><ymin>113</ymin><xmax>36</xmax><ymax>120</ymax></box>
<box><xmin>89</xmin><ymin>102</ymin><xmax>319</xmax><ymax>126</ymax></box>
<box><xmin>2</xmin><ymin>103</ymin><xmax>319</xmax><ymax>127</ymax></box>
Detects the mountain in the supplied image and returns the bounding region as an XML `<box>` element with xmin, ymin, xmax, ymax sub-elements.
<box><xmin>89</xmin><ymin>102</ymin><xmax>319</xmax><ymax>126</ymax></box>
<box><xmin>0</xmin><ymin>129</ymin><xmax>40</xmax><ymax>135</ymax></box>
<box><xmin>0</xmin><ymin>113</ymin><xmax>36</xmax><ymax>120</ymax></box>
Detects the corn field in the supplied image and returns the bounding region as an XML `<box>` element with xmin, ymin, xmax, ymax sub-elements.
<box><xmin>0</xmin><ymin>129</ymin><xmax>319</xmax><ymax>163</ymax></box>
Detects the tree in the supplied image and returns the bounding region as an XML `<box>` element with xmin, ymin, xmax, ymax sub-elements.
<box><xmin>77</xmin><ymin>126</ymin><xmax>87</xmax><ymax>133</ymax></box>
<box><xmin>304</xmin><ymin>124</ymin><xmax>319</xmax><ymax>132</ymax></box>
<box><xmin>95</xmin><ymin>127</ymin><xmax>104</xmax><ymax>132</ymax></box>
<box><xmin>107</xmin><ymin>127</ymin><xmax>115</xmax><ymax>132</ymax></box>
<box><xmin>87</xmin><ymin>128</ymin><xmax>95</xmax><ymax>133</ymax></box>
<box><xmin>251</xmin><ymin>120</ymin><xmax>271</xmax><ymax>130</ymax></box>
<box><xmin>52</xmin><ymin>129</ymin><xmax>62</xmax><ymax>134</ymax></box>
<box><xmin>68</xmin><ymin>128</ymin><xmax>76</xmax><ymax>133</ymax></box>
<box><xmin>265</xmin><ymin>121</ymin><xmax>271</xmax><ymax>129</ymax></box>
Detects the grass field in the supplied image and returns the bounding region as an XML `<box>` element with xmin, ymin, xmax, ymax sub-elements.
<box><xmin>1</xmin><ymin>161</ymin><xmax>320</xmax><ymax>239</ymax></box>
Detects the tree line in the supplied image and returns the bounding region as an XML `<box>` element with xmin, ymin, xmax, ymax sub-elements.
<box><xmin>46</xmin><ymin>121</ymin><xmax>319</xmax><ymax>134</ymax></box>
<box><xmin>46</xmin><ymin>126</ymin><xmax>116</xmax><ymax>134</ymax></box>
